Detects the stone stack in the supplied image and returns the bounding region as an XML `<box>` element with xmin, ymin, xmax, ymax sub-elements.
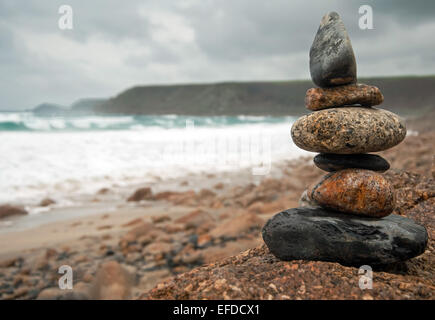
<box><xmin>262</xmin><ymin>12</ymin><xmax>428</xmax><ymax>266</ymax></box>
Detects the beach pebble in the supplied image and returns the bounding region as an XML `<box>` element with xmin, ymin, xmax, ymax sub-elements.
<box><xmin>308</xmin><ymin>169</ymin><xmax>395</xmax><ymax>217</ymax></box>
<box><xmin>39</xmin><ymin>198</ymin><xmax>56</xmax><ymax>207</ymax></box>
<box><xmin>151</xmin><ymin>214</ymin><xmax>171</xmax><ymax>224</ymax></box>
<box><xmin>90</xmin><ymin>261</ymin><xmax>133</xmax><ymax>299</ymax></box>
<box><xmin>208</xmin><ymin>212</ymin><xmax>263</xmax><ymax>239</ymax></box>
<box><xmin>0</xmin><ymin>257</ymin><xmax>23</xmax><ymax>268</ymax></box>
<box><xmin>305</xmin><ymin>83</ymin><xmax>383</xmax><ymax>110</ymax></box>
<box><xmin>127</xmin><ymin>187</ymin><xmax>153</xmax><ymax>202</ymax></box>
<box><xmin>314</xmin><ymin>153</ymin><xmax>390</xmax><ymax>172</ymax></box>
<box><xmin>0</xmin><ymin>205</ymin><xmax>27</xmax><ymax>219</ymax></box>
<box><xmin>37</xmin><ymin>287</ymin><xmax>90</xmax><ymax>300</ymax></box>
<box><xmin>310</xmin><ymin>12</ymin><xmax>356</xmax><ymax>87</ymax></box>
<box><xmin>262</xmin><ymin>207</ymin><xmax>428</xmax><ymax>266</ymax></box>
<box><xmin>291</xmin><ymin>107</ymin><xmax>406</xmax><ymax>154</ymax></box>
<box><xmin>120</xmin><ymin>222</ymin><xmax>153</xmax><ymax>244</ymax></box>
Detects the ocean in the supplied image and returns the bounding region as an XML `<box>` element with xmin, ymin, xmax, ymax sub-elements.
<box><xmin>0</xmin><ymin>112</ymin><xmax>309</xmax><ymax>207</ymax></box>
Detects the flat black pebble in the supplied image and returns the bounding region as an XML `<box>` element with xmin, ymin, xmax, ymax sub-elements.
<box><xmin>314</xmin><ymin>153</ymin><xmax>390</xmax><ymax>172</ymax></box>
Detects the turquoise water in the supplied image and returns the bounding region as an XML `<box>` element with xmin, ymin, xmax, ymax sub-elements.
<box><xmin>0</xmin><ymin>112</ymin><xmax>293</xmax><ymax>132</ymax></box>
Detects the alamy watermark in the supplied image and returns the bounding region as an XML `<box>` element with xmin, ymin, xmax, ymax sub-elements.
<box><xmin>58</xmin><ymin>5</ymin><xmax>73</xmax><ymax>30</ymax></box>
<box><xmin>160</xmin><ymin>120</ymin><xmax>271</xmax><ymax>175</ymax></box>
<box><xmin>358</xmin><ymin>265</ymin><xmax>373</xmax><ymax>290</ymax></box>
<box><xmin>58</xmin><ymin>265</ymin><xmax>73</xmax><ymax>290</ymax></box>
<box><xmin>57</xmin><ymin>4</ymin><xmax>374</xmax><ymax>31</ymax></box>
<box><xmin>359</xmin><ymin>5</ymin><xmax>374</xmax><ymax>30</ymax></box>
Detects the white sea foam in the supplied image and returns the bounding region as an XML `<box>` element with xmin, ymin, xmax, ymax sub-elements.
<box><xmin>0</xmin><ymin>114</ymin><xmax>309</xmax><ymax>205</ymax></box>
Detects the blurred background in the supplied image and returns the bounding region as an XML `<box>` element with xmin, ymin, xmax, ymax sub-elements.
<box><xmin>0</xmin><ymin>0</ymin><xmax>434</xmax><ymax>300</ymax></box>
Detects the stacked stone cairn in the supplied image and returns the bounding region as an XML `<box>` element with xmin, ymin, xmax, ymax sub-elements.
<box><xmin>262</xmin><ymin>12</ymin><xmax>428</xmax><ymax>266</ymax></box>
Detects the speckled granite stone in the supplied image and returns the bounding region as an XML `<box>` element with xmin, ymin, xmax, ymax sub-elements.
<box><xmin>313</xmin><ymin>153</ymin><xmax>390</xmax><ymax>172</ymax></box>
<box><xmin>305</xmin><ymin>83</ymin><xmax>383</xmax><ymax>110</ymax></box>
<box><xmin>310</xmin><ymin>12</ymin><xmax>356</xmax><ymax>87</ymax></box>
<box><xmin>307</xmin><ymin>169</ymin><xmax>395</xmax><ymax>217</ymax></box>
<box><xmin>291</xmin><ymin>107</ymin><xmax>406</xmax><ymax>154</ymax></box>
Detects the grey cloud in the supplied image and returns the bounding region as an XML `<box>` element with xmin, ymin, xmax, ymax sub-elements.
<box><xmin>179</xmin><ymin>0</ymin><xmax>337</xmax><ymax>60</ymax></box>
<box><xmin>0</xmin><ymin>0</ymin><xmax>434</xmax><ymax>110</ymax></box>
<box><xmin>373</xmin><ymin>0</ymin><xmax>435</xmax><ymax>23</ymax></box>
<box><xmin>1</xmin><ymin>0</ymin><xmax>152</xmax><ymax>42</ymax></box>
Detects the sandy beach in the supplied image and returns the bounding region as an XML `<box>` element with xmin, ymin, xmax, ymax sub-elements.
<box><xmin>0</xmin><ymin>151</ymin><xmax>314</xmax><ymax>299</ymax></box>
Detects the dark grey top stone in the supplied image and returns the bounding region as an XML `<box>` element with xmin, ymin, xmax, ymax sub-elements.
<box><xmin>310</xmin><ymin>12</ymin><xmax>357</xmax><ymax>87</ymax></box>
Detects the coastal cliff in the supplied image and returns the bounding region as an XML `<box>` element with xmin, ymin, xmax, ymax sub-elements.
<box><xmin>95</xmin><ymin>76</ymin><xmax>435</xmax><ymax>116</ymax></box>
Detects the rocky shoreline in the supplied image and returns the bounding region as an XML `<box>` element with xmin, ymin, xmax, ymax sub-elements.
<box><xmin>143</xmin><ymin>143</ymin><xmax>434</xmax><ymax>299</ymax></box>
<box><xmin>0</xmin><ymin>125</ymin><xmax>432</xmax><ymax>299</ymax></box>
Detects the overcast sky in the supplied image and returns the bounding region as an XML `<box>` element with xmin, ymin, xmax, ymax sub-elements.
<box><xmin>1</xmin><ymin>0</ymin><xmax>434</xmax><ymax>110</ymax></box>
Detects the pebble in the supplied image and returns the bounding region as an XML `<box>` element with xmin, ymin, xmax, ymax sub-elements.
<box><xmin>0</xmin><ymin>205</ymin><xmax>27</xmax><ymax>219</ymax></box>
<box><xmin>313</xmin><ymin>153</ymin><xmax>390</xmax><ymax>172</ymax></box>
<box><xmin>305</xmin><ymin>83</ymin><xmax>383</xmax><ymax>110</ymax></box>
<box><xmin>291</xmin><ymin>107</ymin><xmax>407</xmax><ymax>154</ymax></box>
<box><xmin>310</xmin><ymin>12</ymin><xmax>357</xmax><ymax>87</ymax></box>
<box><xmin>308</xmin><ymin>169</ymin><xmax>395</xmax><ymax>217</ymax></box>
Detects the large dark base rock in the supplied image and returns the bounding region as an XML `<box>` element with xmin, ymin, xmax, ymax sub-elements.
<box><xmin>314</xmin><ymin>153</ymin><xmax>390</xmax><ymax>172</ymax></box>
<box><xmin>262</xmin><ymin>208</ymin><xmax>428</xmax><ymax>266</ymax></box>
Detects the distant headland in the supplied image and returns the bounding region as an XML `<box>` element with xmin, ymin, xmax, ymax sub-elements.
<box><xmin>30</xmin><ymin>75</ymin><xmax>435</xmax><ymax>117</ymax></box>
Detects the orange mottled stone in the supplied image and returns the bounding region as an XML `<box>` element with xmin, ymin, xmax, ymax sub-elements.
<box><xmin>308</xmin><ymin>169</ymin><xmax>395</xmax><ymax>217</ymax></box>
<box><xmin>305</xmin><ymin>83</ymin><xmax>384</xmax><ymax>111</ymax></box>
